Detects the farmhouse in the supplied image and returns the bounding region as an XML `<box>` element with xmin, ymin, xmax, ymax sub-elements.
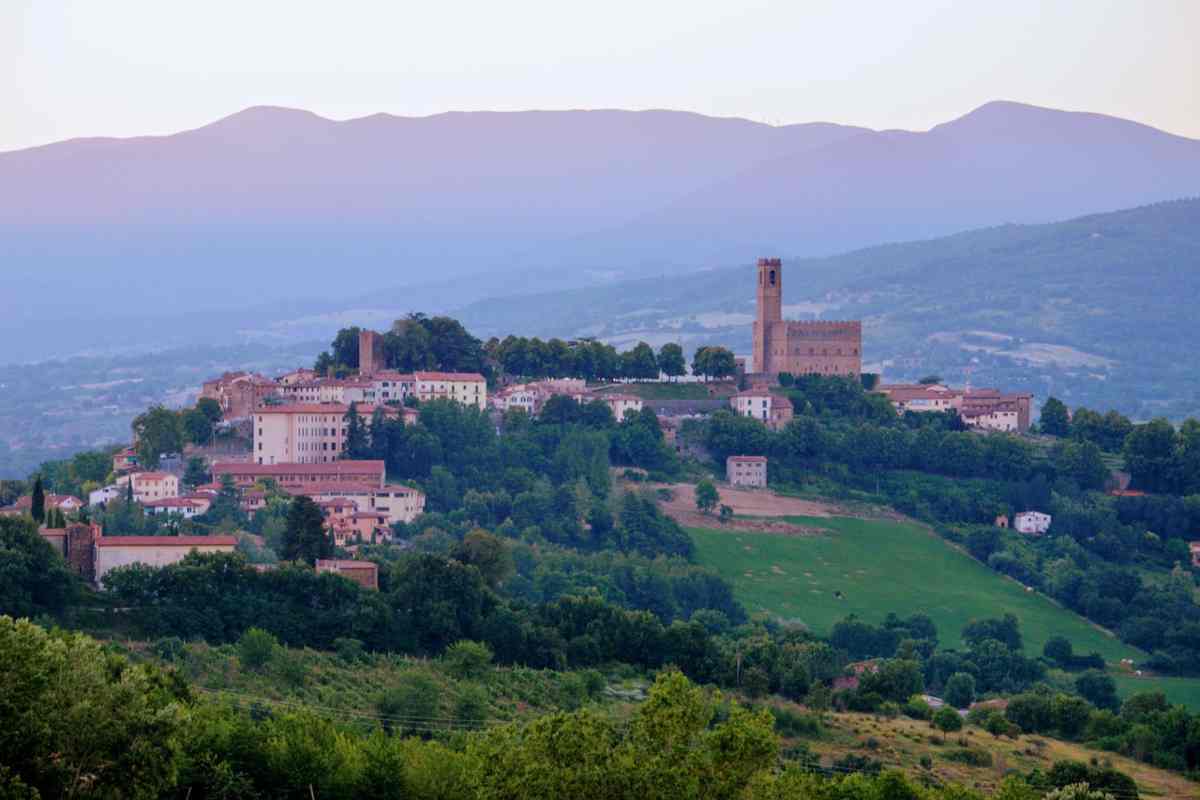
<box><xmin>726</xmin><ymin>455</ymin><xmax>768</xmax><ymax>488</ymax></box>
<box><xmin>1014</xmin><ymin>511</ymin><xmax>1052</xmax><ymax>535</ymax></box>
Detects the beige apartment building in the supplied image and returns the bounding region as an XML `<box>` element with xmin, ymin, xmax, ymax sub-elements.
<box><xmin>253</xmin><ymin>403</ymin><xmax>399</xmax><ymax>465</ymax></box>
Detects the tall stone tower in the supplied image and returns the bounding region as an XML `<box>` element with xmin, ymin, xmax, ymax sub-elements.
<box><xmin>752</xmin><ymin>258</ymin><xmax>783</xmax><ymax>374</ymax></box>
<box><xmin>358</xmin><ymin>330</ymin><xmax>385</xmax><ymax>376</ymax></box>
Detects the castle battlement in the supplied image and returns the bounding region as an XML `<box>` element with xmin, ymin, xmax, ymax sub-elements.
<box><xmin>752</xmin><ymin>258</ymin><xmax>863</xmax><ymax>377</ymax></box>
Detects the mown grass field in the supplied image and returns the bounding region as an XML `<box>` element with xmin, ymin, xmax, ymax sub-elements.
<box><xmin>690</xmin><ymin>515</ymin><xmax>1142</xmax><ymax>662</ymax></box>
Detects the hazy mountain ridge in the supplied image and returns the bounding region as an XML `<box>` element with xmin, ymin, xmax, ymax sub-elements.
<box><xmin>2</xmin><ymin>101</ymin><xmax>1198</xmax><ymax>363</ymax></box>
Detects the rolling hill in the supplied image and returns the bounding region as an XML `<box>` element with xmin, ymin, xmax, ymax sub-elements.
<box><xmin>456</xmin><ymin>197</ymin><xmax>1200</xmax><ymax>420</ymax></box>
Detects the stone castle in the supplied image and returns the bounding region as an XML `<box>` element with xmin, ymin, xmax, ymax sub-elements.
<box><xmin>750</xmin><ymin>258</ymin><xmax>862</xmax><ymax>378</ymax></box>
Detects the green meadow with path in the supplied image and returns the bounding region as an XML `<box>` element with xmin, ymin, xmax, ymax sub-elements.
<box><xmin>689</xmin><ymin>514</ymin><xmax>1142</xmax><ymax>662</ymax></box>
<box><xmin>691</xmin><ymin>514</ymin><xmax>1200</xmax><ymax>708</ymax></box>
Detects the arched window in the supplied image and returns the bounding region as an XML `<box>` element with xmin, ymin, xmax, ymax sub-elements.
<box><xmin>769</xmin><ymin>270</ymin><xmax>776</xmax><ymax>286</ymax></box>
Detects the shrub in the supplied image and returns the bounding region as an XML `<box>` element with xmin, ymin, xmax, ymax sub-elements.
<box><xmin>903</xmin><ymin>697</ymin><xmax>933</xmax><ymax>720</ymax></box>
<box><xmin>581</xmin><ymin>669</ymin><xmax>607</xmax><ymax>698</ymax></box>
<box><xmin>273</xmin><ymin>651</ymin><xmax>308</xmax><ymax>688</ymax></box>
<box><xmin>333</xmin><ymin>636</ymin><xmax>365</xmax><ymax>664</ymax></box>
<box><xmin>454</xmin><ymin>684</ymin><xmax>490</xmax><ymax>727</ymax></box>
<box><xmin>443</xmin><ymin>640</ymin><xmax>494</xmax><ymax>680</ymax></box>
<box><xmin>769</xmin><ymin>706</ymin><xmax>822</xmax><ymax>738</ymax></box>
<box><xmin>377</xmin><ymin>671</ymin><xmax>442</xmax><ymax>735</ymax></box>
<box><xmin>152</xmin><ymin>636</ymin><xmax>185</xmax><ymax>662</ymax></box>
<box><xmin>238</xmin><ymin>627</ymin><xmax>278</xmax><ymax>671</ymax></box>
<box><xmin>919</xmin><ymin>754</ymin><xmax>933</xmax><ymax>770</ymax></box>
<box><xmin>943</xmin><ymin>747</ymin><xmax>994</xmax><ymax>767</ymax></box>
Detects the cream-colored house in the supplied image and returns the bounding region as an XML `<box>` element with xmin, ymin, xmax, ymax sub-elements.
<box><xmin>127</xmin><ymin>472</ymin><xmax>180</xmax><ymax>503</ymax></box>
<box><xmin>413</xmin><ymin>372</ymin><xmax>487</xmax><ymax>409</ymax></box>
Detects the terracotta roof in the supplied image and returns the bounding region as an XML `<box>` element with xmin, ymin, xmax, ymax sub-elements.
<box><xmin>295</xmin><ymin>481</ymin><xmax>380</xmax><ymax>495</ymax></box>
<box><xmin>132</xmin><ymin>472</ymin><xmax>175</xmax><ymax>481</ymax></box>
<box><xmin>252</xmin><ymin>403</ymin><xmax>394</xmax><ymax>415</ymax></box>
<box><xmin>351</xmin><ymin>511</ymin><xmax>389</xmax><ymax>520</ymax></box>
<box><xmin>97</xmin><ymin>535</ymin><xmax>238</xmax><ymax>547</ymax></box>
<box><xmin>10</xmin><ymin>494</ymin><xmax>82</xmax><ymax>510</ymax></box>
<box><xmin>213</xmin><ymin>461</ymin><xmax>385</xmax><ymax>477</ymax></box>
<box><xmin>144</xmin><ymin>498</ymin><xmax>205</xmax><ymax>508</ymax></box>
<box><xmin>413</xmin><ymin>371</ymin><xmax>486</xmax><ymax>382</ymax></box>
<box><xmin>728</xmin><ymin>455</ymin><xmax>767</xmax><ymax>463</ymax></box>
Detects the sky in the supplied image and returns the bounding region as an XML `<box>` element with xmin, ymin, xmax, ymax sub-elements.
<box><xmin>3</xmin><ymin>0</ymin><xmax>1199</xmax><ymax>152</ymax></box>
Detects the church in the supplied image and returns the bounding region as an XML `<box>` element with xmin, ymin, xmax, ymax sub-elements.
<box><xmin>750</xmin><ymin>258</ymin><xmax>862</xmax><ymax>378</ymax></box>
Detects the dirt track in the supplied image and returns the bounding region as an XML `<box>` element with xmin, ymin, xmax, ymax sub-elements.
<box><xmin>649</xmin><ymin>483</ymin><xmax>841</xmax><ymax>534</ymax></box>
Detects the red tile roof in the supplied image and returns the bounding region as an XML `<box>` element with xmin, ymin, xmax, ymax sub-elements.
<box><xmin>728</xmin><ymin>455</ymin><xmax>768</xmax><ymax>463</ymax></box>
<box><xmin>144</xmin><ymin>498</ymin><xmax>205</xmax><ymax>508</ymax></box>
<box><xmin>413</xmin><ymin>371</ymin><xmax>486</xmax><ymax>382</ymax></box>
<box><xmin>253</xmin><ymin>403</ymin><xmax>394</xmax><ymax>415</ymax></box>
<box><xmin>132</xmin><ymin>472</ymin><xmax>175</xmax><ymax>481</ymax></box>
<box><xmin>213</xmin><ymin>461</ymin><xmax>385</xmax><ymax>477</ymax></box>
<box><xmin>97</xmin><ymin>535</ymin><xmax>238</xmax><ymax>547</ymax></box>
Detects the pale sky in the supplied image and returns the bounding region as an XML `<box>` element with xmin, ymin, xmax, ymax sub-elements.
<box><xmin>3</xmin><ymin>0</ymin><xmax>1198</xmax><ymax>152</ymax></box>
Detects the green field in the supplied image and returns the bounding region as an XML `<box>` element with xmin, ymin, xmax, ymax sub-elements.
<box><xmin>1112</xmin><ymin>674</ymin><xmax>1200</xmax><ymax>709</ymax></box>
<box><xmin>690</xmin><ymin>515</ymin><xmax>1142</xmax><ymax>662</ymax></box>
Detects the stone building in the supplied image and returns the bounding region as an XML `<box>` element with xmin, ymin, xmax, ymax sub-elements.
<box><xmin>751</xmin><ymin>258</ymin><xmax>862</xmax><ymax>378</ymax></box>
<box><xmin>359</xmin><ymin>330</ymin><xmax>386</xmax><ymax>376</ymax></box>
<box><xmin>726</xmin><ymin>455</ymin><xmax>768</xmax><ymax>488</ymax></box>
<box><xmin>200</xmin><ymin>371</ymin><xmax>279</xmax><ymax>420</ymax></box>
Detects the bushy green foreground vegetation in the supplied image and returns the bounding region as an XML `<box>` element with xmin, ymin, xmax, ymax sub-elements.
<box><xmin>3</xmin><ymin>616</ymin><xmax>1184</xmax><ymax>800</ymax></box>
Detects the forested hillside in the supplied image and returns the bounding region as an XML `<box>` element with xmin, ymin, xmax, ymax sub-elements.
<box><xmin>458</xmin><ymin>198</ymin><xmax>1200</xmax><ymax>420</ymax></box>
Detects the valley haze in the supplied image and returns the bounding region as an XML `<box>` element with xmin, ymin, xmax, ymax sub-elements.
<box><xmin>2</xmin><ymin>100</ymin><xmax>1199</xmax><ymax>363</ymax></box>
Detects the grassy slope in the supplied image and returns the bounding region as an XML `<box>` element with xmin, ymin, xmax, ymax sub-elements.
<box><xmin>689</xmin><ymin>515</ymin><xmax>1141</xmax><ymax>661</ymax></box>
<box><xmin>800</xmin><ymin>711</ymin><xmax>1199</xmax><ymax>799</ymax></box>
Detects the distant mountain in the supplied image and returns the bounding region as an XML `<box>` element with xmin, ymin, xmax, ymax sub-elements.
<box><xmin>454</xmin><ymin>198</ymin><xmax>1200</xmax><ymax>421</ymax></box>
<box><xmin>1</xmin><ymin>101</ymin><xmax>1198</xmax><ymax>363</ymax></box>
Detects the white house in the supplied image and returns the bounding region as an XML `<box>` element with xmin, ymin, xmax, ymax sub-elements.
<box><xmin>89</xmin><ymin>485</ymin><xmax>124</xmax><ymax>507</ymax></box>
<box><xmin>144</xmin><ymin>497</ymin><xmax>210</xmax><ymax>519</ymax></box>
<box><xmin>1014</xmin><ymin>511</ymin><xmax>1052</xmax><ymax>535</ymax></box>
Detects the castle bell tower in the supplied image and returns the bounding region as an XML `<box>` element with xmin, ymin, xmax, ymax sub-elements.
<box><xmin>752</xmin><ymin>257</ymin><xmax>782</xmax><ymax>374</ymax></box>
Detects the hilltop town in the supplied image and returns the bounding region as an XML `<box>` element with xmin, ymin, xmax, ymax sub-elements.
<box><xmin>5</xmin><ymin>257</ymin><xmax>1200</xmax><ymax>798</ymax></box>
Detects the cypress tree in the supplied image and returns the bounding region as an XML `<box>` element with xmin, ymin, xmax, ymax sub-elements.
<box><xmin>30</xmin><ymin>476</ymin><xmax>45</xmax><ymax>524</ymax></box>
